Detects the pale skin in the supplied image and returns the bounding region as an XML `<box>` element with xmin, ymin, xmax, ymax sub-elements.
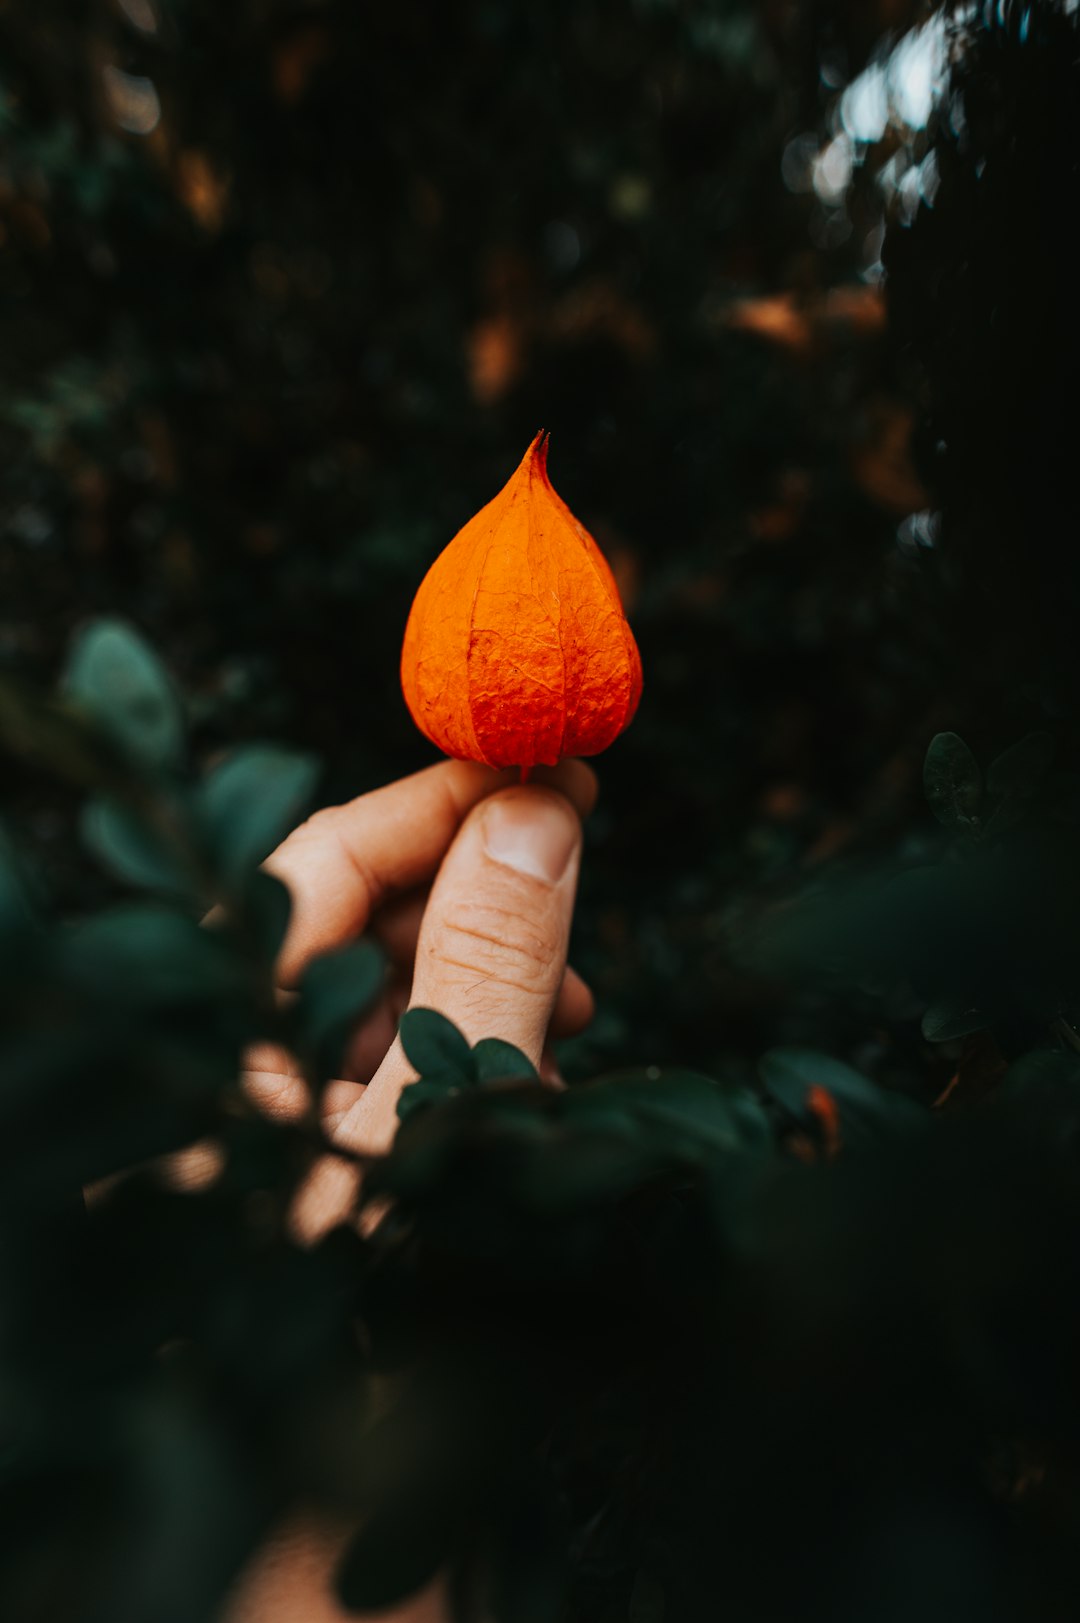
<box><xmin>223</xmin><ymin>756</ymin><xmax>597</xmax><ymax>1622</ymax></box>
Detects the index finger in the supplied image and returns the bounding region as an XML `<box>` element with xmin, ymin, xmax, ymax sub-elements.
<box><xmin>265</xmin><ymin>757</ymin><xmax>597</xmax><ymax>986</ymax></box>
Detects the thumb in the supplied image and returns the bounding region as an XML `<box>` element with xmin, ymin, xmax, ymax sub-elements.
<box><xmin>338</xmin><ymin>785</ymin><xmax>584</xmax><ymax>1156</ymax></box>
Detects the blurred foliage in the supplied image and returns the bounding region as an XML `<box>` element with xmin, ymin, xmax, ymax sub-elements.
<box><xmin>1</xmin><ymin>0</ymin><xmax>940</xmax><ymax>1078</ymax></box>
<box><xmin>4</xmin><ymin>0</ymin><xmax>1080</xmax><ymax>1619</ymax></box>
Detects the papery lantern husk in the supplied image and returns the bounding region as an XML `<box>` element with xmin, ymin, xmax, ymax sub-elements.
<box><xmin>400</xmin><ymin>432</ymin><xmax>643</xmax><ymax>771</ymax></box>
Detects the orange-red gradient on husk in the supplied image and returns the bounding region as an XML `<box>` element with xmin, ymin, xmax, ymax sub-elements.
<box><xmin>400</xmin><ymin>432</ymin><xmax>643</xmax><ymax>770</ymax></box>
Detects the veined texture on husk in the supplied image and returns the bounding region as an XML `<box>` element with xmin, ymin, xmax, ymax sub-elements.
<box><xmin>400</xmin><ymin>432</ymin><xmax>643</xmax><ymax>770</ymax></box>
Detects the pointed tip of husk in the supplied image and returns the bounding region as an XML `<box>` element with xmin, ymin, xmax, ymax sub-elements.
<box><xmin>520</xmin><ymin>428</ymin><xmax>551</xmax><ymax>483</ymax></box>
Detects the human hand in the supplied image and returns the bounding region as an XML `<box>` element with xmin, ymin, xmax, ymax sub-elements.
<box><xmin>244</xmin><ymin>757</ymin><xmax>597</xmax><ymax>1236</ymax></box>
<box><xmin>226</xmin><ymin>758</ymin><xmax>595</xmax><ymax>1619</ymax></box>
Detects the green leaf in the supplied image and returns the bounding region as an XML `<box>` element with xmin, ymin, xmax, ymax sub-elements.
<box><xmin>759</xmin><ymin>1048</ymin><xmax>870</xmax><ymax>1114</ymax></box>
<box><xmin>982</xmin><ymin>794</ymin><xmax>1031</xmax><ymax>840</ymax></box>
<box><xmin>923</xmin><ymin>732</ymin><xmax>982</xmax><ymax>828</ymax></box>
<box><xmin>472</xmin><ymin>1037</ymin><xmax>539</xmax><ymax>1083</ymax></box>
<box><xmin>297</xmin><ymin>941</ymin><xmax>384</xmax><ymax>1080</ymax></box>
<box><xmin>335</xmin><ymin>1508</ymin><xmax>447</xmax><ymax>1614</ymax></box>
<box><xmin>64</xmin><ymin>618</ymin><xmax>183</xmax><ymax>771</ymax></box>
<box><xmin>0</xmin><ymin>824</ymin><xmax>36</xmax><ymax>940</ymax></box>
<box><xmin>314</xmin><ymin>1009</ymin><xmax>521</xmax><ymax>1126</ymax></box>
<box><xmin>399</xmin><ymin>1008</ymin><xmax>477</xmax><ymax>1084</ymax></box>
<box><xmin>63</xmin><ymin>905</ymin><xmax>239</xmax><ymax>1003</ymax></box>
<box><xmin>1001</xmin><ymin>1049</ymin><xmax>1080</xmax><ymax>1098</ymax></box>
<box><xmin>397</xmin><ymin>1078</ymin><xmax>463</xmax><ymax>1123</ymax></box>
<box><xmin>759</xmin><ymin>1047</ymin><xmax>923</xmax><ymax>1143</ymax></box>
<box><xmin>987</xmin><ymin>731</ymin><xmax>1055</xmax><ymax>799</ymax></box>
<box><xmin>82</xmin><ymin>796</ymin><xmax>195</xmax><ymax>895</ymax></box>
<box><xmin>921</xmin><ymin>997</ymin><xmax>988</xmax><ymax>1043</ymax></box>
<box><xmin>575</xmin><ymin>1069</ymin><xmax>771</xmax><ymax>1157</ymax></box>
<box><xmin>199</xmin><ymin>746</ymin><xmax>318</xmax><ymax>883</ymax></box>
<box><xmin>1000</xmin><ymin>1051</ymin><xmax>1080</xmax><ymax>1146</ymax></box>
<box><xmin>241</xmin><ymin>871</ymin><xmax>293</xmax><ymax>963</ymax></box>
<box><xmin>982</xmin><ymin>732</ymin><xmax>1056</xmax><ymax>838</ymax></box>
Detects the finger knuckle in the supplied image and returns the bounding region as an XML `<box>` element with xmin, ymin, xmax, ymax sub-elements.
<box><xmin>429</xmin><ymin>899</ymin><xmax>557</xmax><ymax>995</ymax></box>
<box><xmin>289</xmin><ymin>804</ymin><xmax>338</xmax><ymax>844</ymax></box>
<box><xmin>287</xmin><ymin>807</ymin><xmax>380</xmax><ymax>905</ymax></box>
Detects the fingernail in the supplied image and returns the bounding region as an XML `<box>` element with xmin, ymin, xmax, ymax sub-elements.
<box><xmin>482</xmin><ymin>792</ymin><xmax>579</xmax><ymax>883</ymax></box>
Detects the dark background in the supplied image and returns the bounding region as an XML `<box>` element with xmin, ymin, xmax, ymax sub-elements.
<box><xmin>2</xmin><ymin>0</ymin><xmax>966</xmax><ymax>1081</ymax></box>
<box><xmin>5</xmin><ymin>5</ymin><xmax>1080</xmax><ymax>1622</ymax></box>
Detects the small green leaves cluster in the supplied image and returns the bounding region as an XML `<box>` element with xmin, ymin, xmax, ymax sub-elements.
<box><xmin>1</xmin><ymin>620</ymin><xmax>385</xmax><ymax>1199</ymax></box>
<box><xmin>396</xmin><ymin>1009</ymin><xmax>539</xmax><ymax>1120</ymax></box>
<box><xmin>65</xmin><ymin>619</ymin><xmax>320</xmax><ymax>908</ymax></box>
<box><xmin>923</xmin><ymin>728</ymin><xmax>1055</xmax><ymax>839</ymax></box>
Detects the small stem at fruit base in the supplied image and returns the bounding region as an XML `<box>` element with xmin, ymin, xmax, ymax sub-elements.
<box><xmin>520</xmin><ymin>765</ymin><xmax>530</xmax><ymax>785</ymax></box>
